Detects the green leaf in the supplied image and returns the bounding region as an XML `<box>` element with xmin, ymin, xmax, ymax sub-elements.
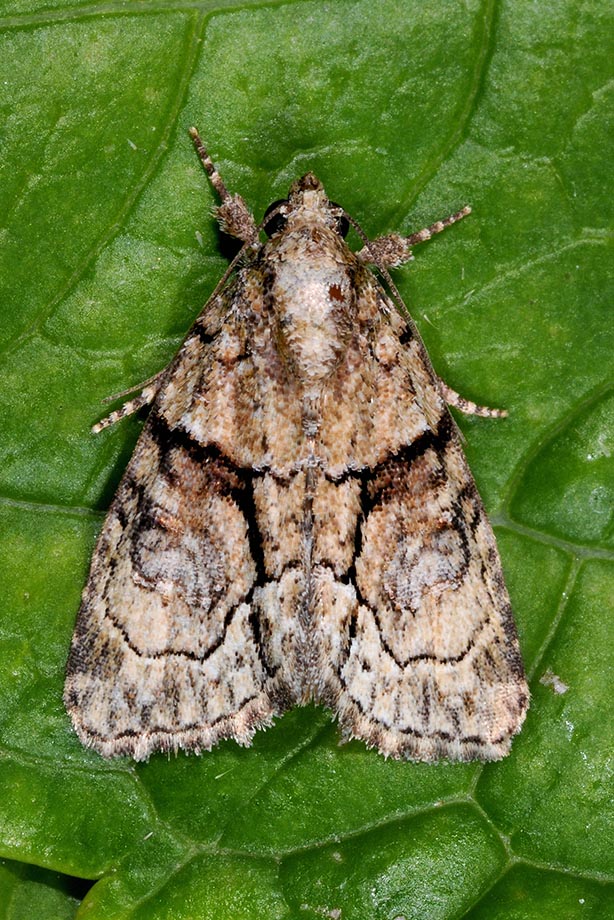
<box><xmin>0</xmin><ymin>0</ymin><xmax>612</xmax><ymax>917</ymax></box>
<box><xmin>0</xmin><ymin>858</ymin><xmax>81</xmax><ymax>920</ymax></box>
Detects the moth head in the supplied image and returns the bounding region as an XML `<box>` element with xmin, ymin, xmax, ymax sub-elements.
<box><xmin>262</xmin><ymin>173</ymin><xmax>349</xmax><ymax>239</ymax></box>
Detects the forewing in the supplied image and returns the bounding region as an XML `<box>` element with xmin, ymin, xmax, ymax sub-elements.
<box><xmin>64</xmin><ymin>304</ymin><xmax>283</xmax><ymax>760</ymax></box>
<box><xmin>320</xmin><ymin>279</ymin><xmax>529</xmax><ymax>761</ymax></box>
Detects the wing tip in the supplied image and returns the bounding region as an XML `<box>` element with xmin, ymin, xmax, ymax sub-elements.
<box><xmin>63</xmin><ymin>693</ymin><xmax>278</xmax><ymax>762</ymax></box>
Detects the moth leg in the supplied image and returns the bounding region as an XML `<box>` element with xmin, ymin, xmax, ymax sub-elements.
<box><xmin>440</xmin><ymin>380</ymin><xmax>508</xmax><ymax>418</ymax></box>
<box><xmin>189</xmin><ymin>126</ymin><xmax>259</xmax><ymax>246</ymax></box>
<box><xmin>92</xmin><ymin>376</ymin><xmax>162</xmax><ymax>433</ymax></box>
<box><xmin>357</xmin><ymin>206</ymin><xmax>472</xmax><ymax>267</ymax></box>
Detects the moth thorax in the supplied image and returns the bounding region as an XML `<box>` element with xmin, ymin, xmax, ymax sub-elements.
<box><xmin>272</xmin><ymin>260</ymin><xmax>353</xmax><ymax>383</ymax></box>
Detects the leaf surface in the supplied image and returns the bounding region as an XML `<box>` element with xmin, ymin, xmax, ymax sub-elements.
<box><xmin>0</xmin><ymin>0</ymin><xmax>612</xmax><ymax>916</ymax></box>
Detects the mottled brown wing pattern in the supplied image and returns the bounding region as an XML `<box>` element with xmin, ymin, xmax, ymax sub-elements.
<box><xmin>65</xmin><ymin>141</ymin><xmax>529</xmax><ymax>761</ymax></box>
<box><xmin>64</xmin><ymin>308</ymin><xmax>293</xmax><ymax>759</ymax></box>
<box><xmin>306</xmin><ymin>277</ymin><xmax>528</xmax><ymax>761</ymax></box>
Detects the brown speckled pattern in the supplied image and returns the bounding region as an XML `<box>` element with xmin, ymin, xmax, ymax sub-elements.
<box><xmin>64</xmin><ymin>159</ymin><xmax>528</xmax><ymax>762</ymax></box>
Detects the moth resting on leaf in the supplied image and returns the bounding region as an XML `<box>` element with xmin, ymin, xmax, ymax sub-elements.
<box><xmin>64</xmin><ymin>128</ymin><xmax>529</xmax><ymax>762</ymax></box>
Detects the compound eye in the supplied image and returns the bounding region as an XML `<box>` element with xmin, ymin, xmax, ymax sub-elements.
<box><xmin>263</xmin><ymin>199</ymin><xmax>289</xmax><ymax>237</ymax></box>
<box><xmin>329</xmin><ymin>202</ymin><xmax>349</xmax><ymax>238</ymax></box>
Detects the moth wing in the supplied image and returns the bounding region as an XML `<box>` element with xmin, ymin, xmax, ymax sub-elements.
<box><xmin>321</xmin><ymin>283</ymin><xmax>529</xmax><ymax>761</ymax></box>
<box><xmin>64</xmin><ymin>313</ymin><xmax>280</xmax><ymax>760</ymax></box>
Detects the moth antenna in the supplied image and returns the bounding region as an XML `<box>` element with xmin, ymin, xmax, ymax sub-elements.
<box><xmin>404</xmin><ymin>206</ymin><xmax>471</xmax><ymax>246</ymax></box>
<box><xmin>189</xmin><ymin>126</ymin><xmax>232</xmax><ymax>203</ymax></box>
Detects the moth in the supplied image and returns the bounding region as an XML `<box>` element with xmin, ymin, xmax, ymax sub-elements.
<box><xmin>64</xmin><ymin>128</ymin><xmax>529</xmax><ymax>762</ymax></box>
